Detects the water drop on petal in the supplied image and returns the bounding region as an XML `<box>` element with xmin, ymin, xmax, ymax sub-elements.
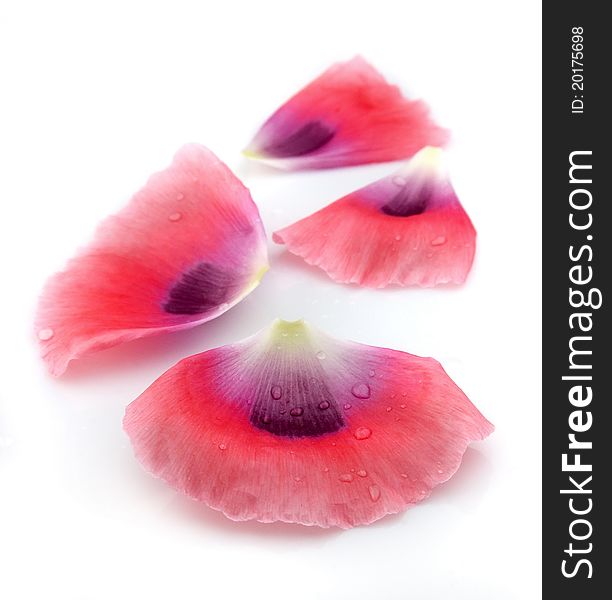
<box><xmin>168</xmin><ymin>212</ymin><xmax>182</xmax><ymax>222</ymax></box>
<box><xmin>318</xmin><ymin>400</ymin><xmax>330</xmax><ymax>410</ymax></box>
<box><xmin>351</xmin><ymin>383</ymin><xmax>371</xmax><ymax>399</ymax></box>
<box><xmin>339</xmin><ymin>473</ymin><xmax>354</xmax><ymax>483</ymax></box>
<box><xmin>353</xmin><ymin>427</ymin><xmax>372</xmax><ymax>440</ymax></box>
<box><xmin>356</xmin><ymin>469</ymin><xmax>368</xmax><ymax>477</ymax></box>
<box><xmin>290</xmin><ymin>407</ymin><xmax>304</xmax><ymax>417</ymax></box>
<box><xmin>38</xmin><ymin>328</ymin><xmax>54</xmax><ymax>341</ymax></box>
<box><xmin>270</xmin><ymin>385</ymin><xmax>283</xmax><ymax>400</ymax></box>
<box><xmin>368</xmin><ymin>484</ymin><xmax>381</xmax><ymax>502</ymax></box>
<box><xmin>431</xmin><ymin>236</ymin><xmax>447</xmax><ymax>246</ymax></box>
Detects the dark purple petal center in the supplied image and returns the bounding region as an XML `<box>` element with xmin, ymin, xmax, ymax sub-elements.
<box><xmin>163</xmin><ymin>262</ymin><xmax>239</xmax><ymax>315</ymax></box>
<box><xmin>262</xmin><ymin>121</ymin><xmax>335</xmax><ymax>158</ymax></box>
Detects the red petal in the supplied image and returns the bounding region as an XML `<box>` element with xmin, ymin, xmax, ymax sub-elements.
<box><xmin>36</xmin><ymin>144</ymin><xmax>268</xmax><ymax>375</ymax></box>
<box><xmin>245</xmin><ymin>56</ymin><xmax>449</xmax><ymax>169</ymax></box>
<box><xmin>273</xmin><ymin>147</ymin><xmax>475</xmax><ymax>288</ymax></box>
<box><xmin>124</xmin><ymin>319</ymin><xmax>493</xmax><ymax>529</ymax></box>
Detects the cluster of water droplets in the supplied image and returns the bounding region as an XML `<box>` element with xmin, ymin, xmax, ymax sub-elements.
<box><xmin>335</xmin><ymin>467</ymin><xmax>380</xmax><ymax>502</ymax></box>
<box><xmin>167</xmin><ymin>191</ymin><xmax>186</xmax><ymax>222</ymax></box>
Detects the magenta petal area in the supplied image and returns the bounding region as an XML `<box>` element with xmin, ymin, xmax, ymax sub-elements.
<box><xmin>36</xmin><ymin>144</ymin><xmax>269</xmax><ymax>376</ymax></box>
<box><xmin>124</xmin><ymin>319</ymin><xmax>493</xmax><ymax>529</ymax></box>
<box><xmin>245</xmin><ymin>56</ymin><xmax>449</xmax><ymax>170</ymax></box>
<box><xmin>273</xmin><ymin>147</ymin><xmax>476</xmax><ymax>288</ymax></box>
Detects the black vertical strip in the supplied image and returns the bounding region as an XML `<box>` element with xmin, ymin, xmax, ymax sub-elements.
<box><xmin>543</xmin><ymin>2</ymin><xmax>609</xmax><ymax>598</ymax></box>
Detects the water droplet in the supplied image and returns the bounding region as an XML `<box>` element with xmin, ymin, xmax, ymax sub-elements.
<box><xmin>316</xmin><ymin>350</ymin><xmax>327</xmax><ymax>360</ymax></box>
<box><xmin>351</xmin><ymin>383</ymin><xmax>371</xmax><ymax>399</ymax></box>
<box><xmin>262</xmin><ymin>415</ymin><xmax>271</xmax><ymax>424</ymax></box>
<box><xmin>218</xmin><ymin>443</ymin><xmax>227</xmax><ymax>450</ymax></box>
<box><xmin>281</xmin><ymin>331</ymin><xmax>289</xmax><ymax>337</ymax></box>
<box><xmin>270</xmin><ymin>385</ymin><xmax>283</xmax><ymax>400</ymax></box>
<box><xmin>323</xmin><ymin>467</ymin><xmax>330</xmax><ymax>473</ymax></box>
<box><xmin>402</xmin><ymin>392</ymin><xmax>408</xmax><ymax>397</ymax></box>
<box><xmin>339</xmin><ymin>473</ymin><xmax>354</xmax><ymax>483</ymax></box>
<box><xmin>331</xmin><ymin>441</ymin><xmax>337</xmax><ymax>447</ymax></box>
<box><xmin>437</xmin><ymin>469</ymin><xmax>444</xmax><ymax>474</ymax></box>
<box><xmin>168</xmin><ymin>212</ymin><xmax>182</xmax><ymax>222</ymax></box>
<box><xmin>343</xmin><ymin>403</ymin><xmax>352</xmax><ymax>410</ymax></box>
<box><xmin>392</xmin><ymin>176</ymin><xmax>406</xmax><ymax>186</ymax></box>
<box><xmin>368</xmin><ymin>484</ymin><xmax>381</xmax><ymax>502</ymax></box>
<box><xmin>394</xmin><ymin>235</ymin><xmax>402</xmax><ymax>241</ymax></box>
<box><xmin>176</xmin><ymin>192</ymin><xmax>184</xmax><ymax>200</ymax></box>
<box><xmin>318</xmin><ymin>400</ymin><xmax>330</xmax><ymax>410</ymax></box>
<box><xmin>353</xmin><ymin>427</ymin><xmax>372</xmax><ymax>440</ymax></box>
<box><xmin>390</xmin><ymin>393</ymin><xmax>396</xmax><ymax>399</ymax></box>
<box><xmin>356</xmin><ymin>469</ymin><xmax>368</xmax><ymax>477</ymax></box>
<box><xmin>431</xmin><ymin>236</ymin><xmax>446</xmax><ymax>246</ymax></box>
<box><xmin>400</xmin><ymin>473</ymin><xmax>408</xmax><ymax>479</ymax></box>
<box><xmin>400</xmin><ymin>403</ymin><xmax>407</xmax><ymax>409</ymax></box>
<box><xmin>386</xmin><ymin>406</ymin><xmax>392</xmax><ymax>412</ymax></box>
<box><xmin>290</xmin><ymin>407</ymin><xmax>304</xmax><ymax>417</ymax></box>
<box><xmin>38</xmin><ymin>328</ymin><xmax>54</xmax><ymax>341</ymax></box>
<box><xmin>294</xmin><ymin>476</ymin><xmax>302</xmax><ymax>483</ymax></box>
<box><xmin>368</xmin><ymin>369</ymin><xmax>376</xmax><ymax>377</ymax></box>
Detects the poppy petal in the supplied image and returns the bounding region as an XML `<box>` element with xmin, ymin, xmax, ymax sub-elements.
<box><xmin>244</xmin><ymin>56</ymin><xmax>449</xmax><ymax>170</ymax></box>
<box><xmin>273</xmin><ymin>147</ymin><xmax>476</xmax><ymax>288</ymax></box>
<box><xmin>124</xmin><ymin>319</ymin><xmax>493</xmax><ymax>529</ymax></box>
<box><xmin>36</xmin><ymin>144</ymin><xmax>269</xmax><ymax>376</ymax></box>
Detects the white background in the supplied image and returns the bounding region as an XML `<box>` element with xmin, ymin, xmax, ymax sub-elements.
<box><xmin>0</xmin><ymin>1</ymin><xmax>542</xmax><ymax>598</ymax></box>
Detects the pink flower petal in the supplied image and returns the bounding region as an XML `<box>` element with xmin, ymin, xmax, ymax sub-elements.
<box><xmin>245</xmin><ymin>56</ymin><xmax>449</xmax><ymax>170</ymax></box>
<box><xmin>273</xmin><ymin>147</ymin><xmax>475</xmax><ymax>287</ymax></box>
<box><xmin>124</xmin><ymin>319</ymin><xmax>493</xmax><ymax>528</ymax></box>
<box><xmin>36</xmin><ymin>144</ymin><xmax>268</xmax><ymax>375</ymax></box>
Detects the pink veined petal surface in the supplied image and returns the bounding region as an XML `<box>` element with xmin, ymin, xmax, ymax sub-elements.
<box><xmin>36</xmin><ymin>144</ymin><xmax>268</xmax><ymax>376</ymax></box>
<box><xmin>273</xmin><ymin>147</ymin><xmax>476</xmax><ymax>288</ymax></box>
<box><xmin>245</xmin><ymin>56</ymin><xmax>449</xmax><ymax>170</ymax></box>
<box><xmin>124</xmin><ymin>319</ymin><xmax>493</xmax><ymax>529</ymax></box>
